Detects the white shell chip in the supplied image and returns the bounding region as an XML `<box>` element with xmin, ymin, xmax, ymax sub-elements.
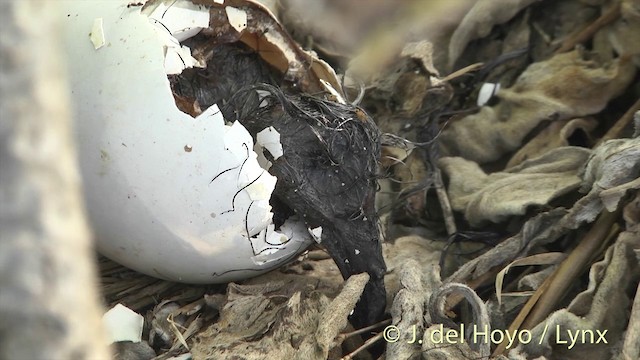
<box><xmin>257</xmin><ymin>126</ymin><xmax>284</xmax><ymax>160</ymax></box>
<box><xmin>225</xmin><ymin>6</ymin><xmax>248</xmax><ymax>33</ymax></box>
<box><xmin>102</xmin><ymin>304</ymin><xmax>144</xmax><ymax>344</ymax></box>
<box><xmin>89</xmin><ymin>18</ymin><xmax>105</xmax><ymax>49</ymax></box>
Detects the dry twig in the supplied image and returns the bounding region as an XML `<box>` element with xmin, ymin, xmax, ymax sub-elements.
<box><xmin>555</xmin><ymin>3</ymin><xmax>621</xmax><ymax>54</ymax></box>
<box><xmin>493</xmin><ymin>210</ymin><xmax>621</xmax><ymax>356</ymax></box>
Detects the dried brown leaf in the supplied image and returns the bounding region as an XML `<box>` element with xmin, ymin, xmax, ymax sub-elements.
<box><xmin>440</xmin><ymin>49</ymin><xmax>636</xmax><ymax>163</ymax></box>
<box><xmin>441</xmin><ymin>147</ymin><xmax>591</xmax><ymax>226</ymax></box>
<box><xmin>508</xmin><ymin>118</ymin><xmax>597</xmax><ymax>167</ymax></box>
<box><xmin>448</xmin><ymin>0</ymin><xmax>538</xmax><ymax>68</ymax></box>
<box><xmin>495</xmin><ymin>252</ymin><xmax>567</xmax><ymax>306</ymax></box>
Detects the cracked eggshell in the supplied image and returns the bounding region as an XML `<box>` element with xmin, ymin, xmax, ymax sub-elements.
<box><xmin>59</xmin><ymin>0</ymin><xmax>312</xmax><ymax>283</ymax></box>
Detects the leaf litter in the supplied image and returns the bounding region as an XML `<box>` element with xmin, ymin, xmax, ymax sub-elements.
<box><xmin>100</xmin><ymin>0</ymin><xmax>640</xmax><ymax>359</ymax></box>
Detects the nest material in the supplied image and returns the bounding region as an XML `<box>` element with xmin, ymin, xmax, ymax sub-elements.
<box><xmin>228</xmin><ymin>84</ymin><xmax>387</xmax><ymax>326</ymax></box>
<box><xmin>107</xmin><ymin>1</ymin><xmax>640</xmax><ymax>359</ymax></box>
<box><xmin>171</xmin><ymin>41</ymin><xmax>387</xmax><ymax>327</ymax></box>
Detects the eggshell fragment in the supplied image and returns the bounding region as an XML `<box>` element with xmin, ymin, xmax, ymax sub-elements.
<box><xmin>308</xmin><ymin>226</ymin><xmax>323</xmax><ymax>243</ymax></box>
<box><xmin>59</xmin><ymin>0</ymin><xmax>312</xmax><ymax>283</ymax></box>
<box><xmin>144</xmin><ymin>0</ymin><xmax>210</xmax><ymax>42</ymax></box>
<box><xmin>102</xmin><ymin>304</ymin><xmax>144</xmax><ymax>344</ymax></box>
<box><xmin>257</xmin><ymin>126</ymin><xmax>283</xmax><ymax>160</ymax></box>
<box><xmin>143</xmin><ymin>0</ymin><xmax>209</xmax><ymax>74</ymax></box>
<box><xmin>89</xmin><ymin>18</ymin><xmax>105</xmax><ymax>49</ymax></box>
<box><xmin>225</xmin><ymin>6</ymin><xmax>248</xmax><ymax>33</ymax></box>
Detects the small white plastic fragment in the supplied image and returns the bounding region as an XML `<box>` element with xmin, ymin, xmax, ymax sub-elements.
<box><xmin>214</xmin><ymin>0</ymin><xmax>224</xmax><ymax>3</ymax></box>
<box><xmin>102</xmin><ymin>304</ymin><xmax>144</xmax><ymax>344</ymax></box>
<box><xmin>257</xmin><ymin>126</ymin><xmax>283</xmax><ymax>160</ymax></box>
<box><xmin>89</xmin><ymin>18</ymin><xmax>105</xmax><ymax>49</ymax></box>
<box><xmin>225</xmin><ymin>6</ymin><xmax>247</xmax><ymax>33</ymax></box>
<box><xmin>477</xmin><ymin>82</ymin><xmax>501</xmax><ymax>107</ymax></box>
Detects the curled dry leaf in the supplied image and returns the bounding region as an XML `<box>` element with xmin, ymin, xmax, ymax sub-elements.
<box><xmin>562</xmin><ymin>138</ymin><xmax>640</xmax><ymax>229</ymax></box>
<box><xmin>447</xmin><ymin>136</ymin><xmax>639</xmax><ymax>283</ymax></box>
<box><xmin>448</xmin><ymin>0</ymin><xmax>539</xmax><ymax>68</ymax></box>
<box><xmin>425</xmin><ymin>283</ymin><xmax>491</xmax><ymax>358</ymax></box>
<box><xmin>495</xmin><ymin>253</ymin><xmax>567</xmax><ymax>306</ymax></box>
<box><xmin>507</xmin><ymin>117</ymin><xmax>598</xmax><ymax>167</ymax></box>
<box><xmin>440</xmin><ymin>147</ymin><xmax>591</xmax><ymax>226</ymax></box>
<box><xmin>440</xmin><ymin>48</ymin><xmax>636</xmax><ymax>163</ymax></box>
<box><xmin>607</xmin><ymin>0</ymin><xmax>640</xmax><ymax>66</ymax></box>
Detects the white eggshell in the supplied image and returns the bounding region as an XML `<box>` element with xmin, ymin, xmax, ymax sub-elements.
<box><xmin>257</xmin><ymin>126</ymin><xmax>283</xmax><ymax>160</ymax></box>
<box><xmin>225</xmin><ymin>6</ymin><xmax>248</xmax><ymax>33</ymax></box>
<box><xmin>59</xmin><ymin>0</ymin><xmax>312</xmax><ymax>283</ymax></box>
<box><xmin>102</xmin><ymin>304</ymin><xmax>144</xmax><ymax>344</ymax></box>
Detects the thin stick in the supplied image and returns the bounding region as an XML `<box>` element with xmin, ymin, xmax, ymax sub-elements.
<box><xmin>555</xmin><ymin>3</ymin><xmax>621</xmax><ymax>54</ymax></box>
<box><xmin>441</xmin><ymin>62</ymin><xmax>484</xmax><ymax>82</ymax></box>
<box><xmin>492</xmin><ymin>210</ymin><xmax>619</xmax><ymax>356</ymax></box>
<box><xmin>433</xmin><ymin>167</ymin><xmax>457</xmax><ymax>235</ymax></box>
<box><xmin>492</xmin><ymin>271</ymin><xmax>554</xmax><ymax>357</ymax></box>
<box><xmin>341</xmin><ymin>332</ymin><xmax>384</xmax><ymax>360</ymax></box>
<box><xmin>522</xmin><ymin>213</ymin><xmax>618</xmax><ymax>329</ymax></box>
<box><xmin>337</xmin><ymin>319</ymin><xmax>392</xmax><ymax>342</ymax></box>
